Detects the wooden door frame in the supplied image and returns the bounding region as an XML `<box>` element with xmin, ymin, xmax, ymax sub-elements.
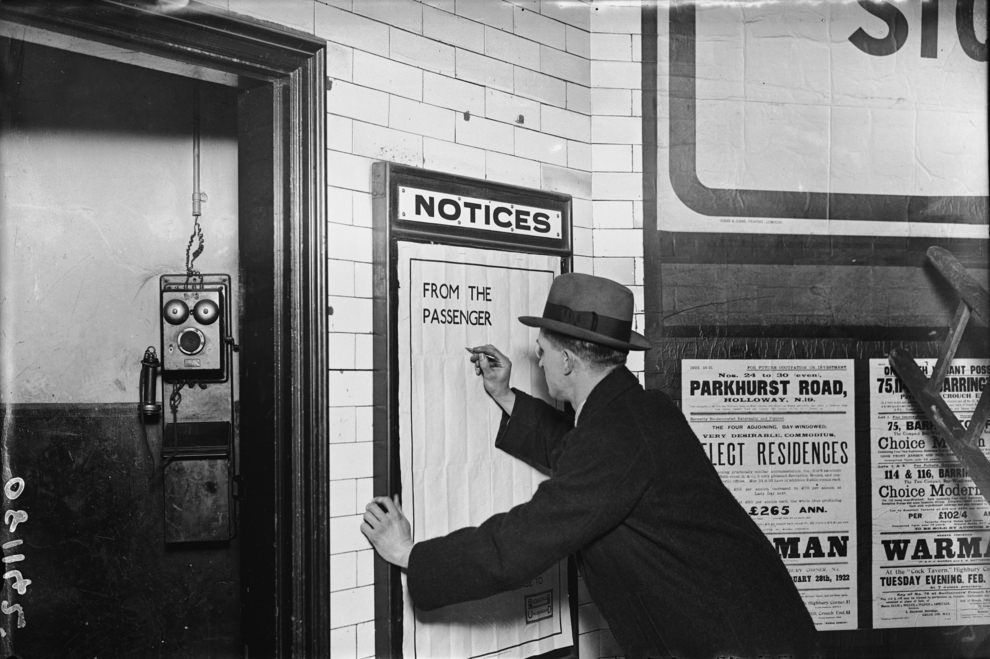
<box><xmin>0</xmin><ymin>1</ymin><xmax>329</xmax><ymax>655</ymax></box>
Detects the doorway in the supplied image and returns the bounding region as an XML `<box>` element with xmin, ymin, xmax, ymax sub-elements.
<box><xmin>0</xmin><ymin>3</ymin><xmax>328</xmax><ymax>656</ymax></box>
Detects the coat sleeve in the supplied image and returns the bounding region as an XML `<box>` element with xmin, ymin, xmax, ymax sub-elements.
<box><xmin>493</xmin><ymin>388</ymin><xmax>574</xmax><ymax>474</ymax></box>
<box><xmin>407</xmin><ymin>416</ymin><xmax>652</xmax><ymax>611</ymax></box>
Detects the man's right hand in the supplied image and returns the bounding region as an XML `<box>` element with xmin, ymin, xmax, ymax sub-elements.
<box><xmin>467</xmin><ymin>344</ymin><xmax>515</xmax><ymax>415</ymax></box>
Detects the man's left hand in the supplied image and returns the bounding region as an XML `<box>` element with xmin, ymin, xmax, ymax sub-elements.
<box><xmin>361</xmin><ymin>495</ymin><xmax>413</xmax><ymax>568</ymax></box>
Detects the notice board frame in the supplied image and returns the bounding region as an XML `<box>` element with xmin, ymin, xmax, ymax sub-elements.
<box><xmin>370</xmin><ymin>162</ymin><xmax>573</xmax><ymax>658</ymax></box>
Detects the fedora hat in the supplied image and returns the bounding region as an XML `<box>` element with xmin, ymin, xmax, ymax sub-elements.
<box><xmin>519</xmin><ymin>273</ymin><xmax>650</xmax><ymax>351</ymax></box>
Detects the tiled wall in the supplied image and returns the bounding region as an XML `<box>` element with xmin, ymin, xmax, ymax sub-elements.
<box><xmin>201</xmin><ymin>1</ymin><xmax>644</xmax><ymax>656</ymax></box>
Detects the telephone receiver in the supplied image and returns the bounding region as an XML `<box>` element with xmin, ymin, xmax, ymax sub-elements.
<box><xmin>140</xmin><ymin>346</ymin><xmax>162</xmax><ymax>420</ymax></box>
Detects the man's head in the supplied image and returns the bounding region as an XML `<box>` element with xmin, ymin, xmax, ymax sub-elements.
<box><xmin>538</xmin><ymin>328</ymin><xmax>628</xmax><ymax>369</ymax></box>
<box><xmin>520</xmin><ymin>273</ymin><xmax>648</xmax><ymax>403</ymax></box>
<box><xmin>535</xmin><ymin>328</ymin><xmax>627</xmax><ymax>401</ymax></box>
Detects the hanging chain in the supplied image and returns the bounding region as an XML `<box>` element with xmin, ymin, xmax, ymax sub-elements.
<box><xmin>184</xmin><ymin>217</ymin><xmax>204</xmax><ymax>276</ymax></box>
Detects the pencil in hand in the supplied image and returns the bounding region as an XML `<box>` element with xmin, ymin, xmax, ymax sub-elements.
<box><xmin>465</xmin><ymin>346</ymin><xmax>501</xmax><ymax>367</ymax></box>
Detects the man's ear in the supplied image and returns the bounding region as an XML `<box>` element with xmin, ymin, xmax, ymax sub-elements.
<box><xmin>560</xmin><ymin>349</ymin><xmax>574</xmax><ymax>375</ymax></box>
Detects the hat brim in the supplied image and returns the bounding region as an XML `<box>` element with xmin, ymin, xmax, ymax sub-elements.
<box><xmin>519</xmin><ymin>316</ymin><xmax>650</xmax><ymax>351</ymax></box>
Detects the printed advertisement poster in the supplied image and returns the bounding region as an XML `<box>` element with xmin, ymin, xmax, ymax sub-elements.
<box><xmin>682</xmin><ymin>359</ymin><xmax>857</xmax><ymax>629</ymax></box>
<box><xmin>656</xmin><ymin>1</ymin><xmax>988</xmax><ymax>237</ymax></box>
<box><xmin>397</xmin><ymin>241</ymin><xmax>572</xmax><ymax>658</ymax></box>
<box><xmin>870</xmin><ymin>358</ymin><xmax>990</xmax><ymax>629</ymax></box>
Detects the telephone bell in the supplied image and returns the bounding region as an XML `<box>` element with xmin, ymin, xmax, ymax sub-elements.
<box><xmin>160</xmin><ymin>274</ymin><xmax>231</xmax><ymax>382</ymax></box>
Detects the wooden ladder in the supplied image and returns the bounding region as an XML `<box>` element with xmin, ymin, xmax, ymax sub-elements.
<box><xmin>887</xmin><ymin>246</ymin><xmax>990</xmax><ymax>505</ymax></box>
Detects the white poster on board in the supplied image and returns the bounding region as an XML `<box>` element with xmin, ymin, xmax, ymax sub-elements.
<box><xmin>870</xmin><ymin>358</ymin><xmax>990</xmax><ymax>629</ymax></box>
<box><xmin>682</xmin><ymin>359</ymin><xmax>857</xmax><ymax>629</ymax></box>
<box><xmin>397</xmin><ymin>241</ymin><xmax>571</xmax><ymax>658</ymax></box>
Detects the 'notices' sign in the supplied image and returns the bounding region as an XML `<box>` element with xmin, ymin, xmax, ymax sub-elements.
<box><xmin>398</xmin><ymin>186</ymin><xmax>563</xmax><ymax>240</ymax></box>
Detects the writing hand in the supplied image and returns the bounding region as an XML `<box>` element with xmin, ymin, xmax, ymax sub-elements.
<box><xmin>466</xmin><ymin>344</ymin><xmax>515</xmax><ymax>415</ymax></box>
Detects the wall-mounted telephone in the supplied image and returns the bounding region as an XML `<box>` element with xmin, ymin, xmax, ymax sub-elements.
<box><xmin>155</xmin><ymin>273</ymin><xmax>238</xmax><ymax>544</ymax></box>
<box><xmin>160</xmin><ymin>273</ymin><xmax>231</xmax><ymax>383</ymax></box>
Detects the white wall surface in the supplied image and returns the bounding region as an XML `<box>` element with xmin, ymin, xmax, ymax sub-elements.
<box><xmin>0</xmin><ymin>43</ymin><xmax>238</xmax><ymax>405</ymax></box>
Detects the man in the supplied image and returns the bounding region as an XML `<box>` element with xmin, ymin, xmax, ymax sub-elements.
<box><xmin>362</xmin><ymin>273</ymin><xmax>818</xmax><ymax>659</ymax></box>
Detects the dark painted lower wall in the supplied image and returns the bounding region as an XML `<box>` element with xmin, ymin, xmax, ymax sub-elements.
<box><xmin>0</xmin><ymin>403</ymin><xmax>240</xmax><ymax>659</ymax></box>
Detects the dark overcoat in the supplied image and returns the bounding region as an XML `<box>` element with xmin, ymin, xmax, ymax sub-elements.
<box><xmin>408</xmin><ymin>366</ymin><xmax>818</xmax><ymax>658</ymax></box>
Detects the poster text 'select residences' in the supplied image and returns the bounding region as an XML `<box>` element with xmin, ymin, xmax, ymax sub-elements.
<box><xmin>682</xmin><ymin>360</ymin><xmax>857</xmax><ymax>630</ymax></box>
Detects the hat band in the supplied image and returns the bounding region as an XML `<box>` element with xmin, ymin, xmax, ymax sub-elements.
<box><xmin>543</xmin><ymin>302</ymin><xmax>632</xmax><ymax>342</ymax></box>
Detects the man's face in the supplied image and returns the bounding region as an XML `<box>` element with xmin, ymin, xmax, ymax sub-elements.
<box><xmin>536</xmin><ymin>332</ymin><xmax>566</xmax><ymax>400</ymax></box>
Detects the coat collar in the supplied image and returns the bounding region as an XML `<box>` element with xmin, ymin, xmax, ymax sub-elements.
<box><xmin>574</xmin><ymin>366</ymin><xmax>641</xmax><ymax>426</ymax></box>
